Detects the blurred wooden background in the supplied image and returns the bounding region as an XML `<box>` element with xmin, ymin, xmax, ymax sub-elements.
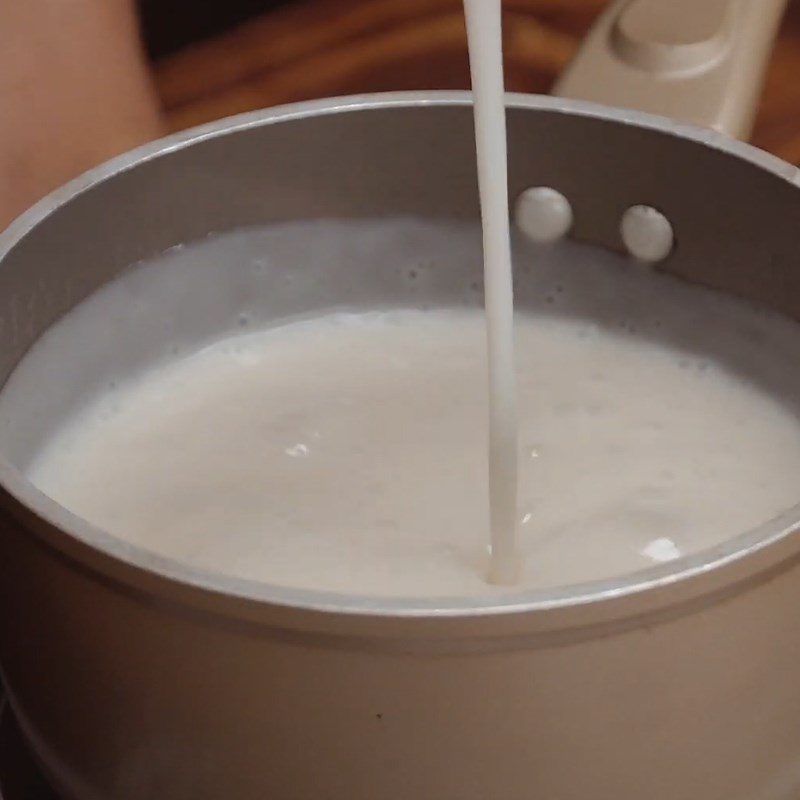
<box><xmin>152</xmin><ymin>0</ymin><xmax>800</xmax><ymax>163</ymax></box>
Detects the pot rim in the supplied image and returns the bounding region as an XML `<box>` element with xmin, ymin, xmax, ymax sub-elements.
<box><xmin>2</xmin><ymin>90</ymin><xmax>800</xmax><ymax>636</ymax></box>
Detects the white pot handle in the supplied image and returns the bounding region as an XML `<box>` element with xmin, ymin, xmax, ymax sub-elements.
<box><xmin>553</xmin><ymin>0</ymin><xmax>788</xmax><ymax>140</ymax></box>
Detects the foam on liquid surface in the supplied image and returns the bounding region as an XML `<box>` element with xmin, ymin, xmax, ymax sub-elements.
<box><xmin>5</xmin><ymin>220</ymin><xmax>800</xmax><ymax>597</ymax></box>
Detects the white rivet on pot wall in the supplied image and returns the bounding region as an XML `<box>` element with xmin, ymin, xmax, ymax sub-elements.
<box><xmin>621</xmin><ymin>205</ymin><xmax>674</xmax><ymax>262</ymax></box>
<box><xmin>515</xmin><ymin>187</ymin><xmax>573</xmax><ymax>243</ymax></box>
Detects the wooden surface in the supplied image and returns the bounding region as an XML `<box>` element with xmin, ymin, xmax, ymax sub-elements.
<box><xmin>155</xmin><ymin>0</ymin><xmax>800</xmax><ymax>162</ymax></box>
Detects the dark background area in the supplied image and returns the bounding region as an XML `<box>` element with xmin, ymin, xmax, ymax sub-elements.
<box><xmin>140</xmin><ymin>0</ymin><xmax>800</xmax><ymax>165</ymax></box>
<box><xmin>139</xmin><ymin>0</ymin><xmax>293</xmax><ymax>57</ymax></box>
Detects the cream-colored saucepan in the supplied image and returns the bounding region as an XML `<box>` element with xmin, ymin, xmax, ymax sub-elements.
<box><xmin>0</xmin><ymin>1</ymin><xmax>797</xmax><ymax>798</ymax></box>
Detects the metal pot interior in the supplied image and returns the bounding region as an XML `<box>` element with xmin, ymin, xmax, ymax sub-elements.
<box><xmin>1</xmin><ymin>92</ymin><xmax>800</xmax><ymax>610</ymax></box>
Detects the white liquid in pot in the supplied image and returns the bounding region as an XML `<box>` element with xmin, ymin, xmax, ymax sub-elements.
<box><xmin>10</xmin><ymin>228</ymin><xmax>800</xmax><ymax>596</ymax></box>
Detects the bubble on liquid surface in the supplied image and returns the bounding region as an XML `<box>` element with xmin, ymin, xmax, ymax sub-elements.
<box><xmin>284</xmin><ymin>443</ymin><xmax>310</xmax><ymax>458</ymax></box>
<box><xmin>641</xmin><ymin>537</ymin><xmax>681</xmax><ymax>563</ymax></box>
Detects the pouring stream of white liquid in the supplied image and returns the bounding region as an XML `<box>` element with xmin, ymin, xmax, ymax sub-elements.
<box><xmin>463</xmin><ymin>0</ymin><xmax>520</xmax><ymax>584</ymax></box>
